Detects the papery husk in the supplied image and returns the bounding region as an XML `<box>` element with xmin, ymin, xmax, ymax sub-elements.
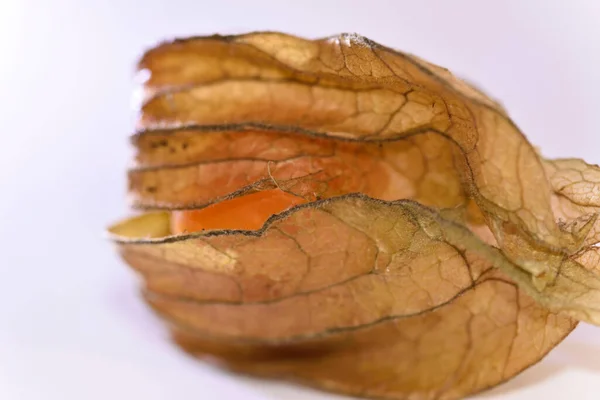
<box><xmin>109</xmin><ymin>32</ymin><xmax>600</xmax><ymax>399</ymax></box>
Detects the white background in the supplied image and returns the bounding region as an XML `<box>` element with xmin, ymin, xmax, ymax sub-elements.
<box><xmin>1</xmin><ymin>1</ymin><xmax>600</xmax><ymax>399</ymax></box>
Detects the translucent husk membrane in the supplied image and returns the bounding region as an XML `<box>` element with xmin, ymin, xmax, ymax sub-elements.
<box><xmin>109</xmin><ymin>32</ymin><xmax>600</xmax><ymax>399</ymax></box>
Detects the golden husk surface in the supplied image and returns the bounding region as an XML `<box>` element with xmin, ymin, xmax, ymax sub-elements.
<box><xmin>109</xmin><ymin>32</ymin><xmax>600</xmax><ymax>399</ymax></box>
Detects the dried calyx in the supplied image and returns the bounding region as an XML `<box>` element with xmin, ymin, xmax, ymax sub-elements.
<box><xmin>109</xmin><ymin>32</ymin><xmax>600</xmax><ymax>399</ymax></box>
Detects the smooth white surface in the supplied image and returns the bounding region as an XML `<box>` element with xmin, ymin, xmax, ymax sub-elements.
<box><xmin>1</xmin><ymin>1</ymin><xmax>600</xmax><ymax>399</ymax></box>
